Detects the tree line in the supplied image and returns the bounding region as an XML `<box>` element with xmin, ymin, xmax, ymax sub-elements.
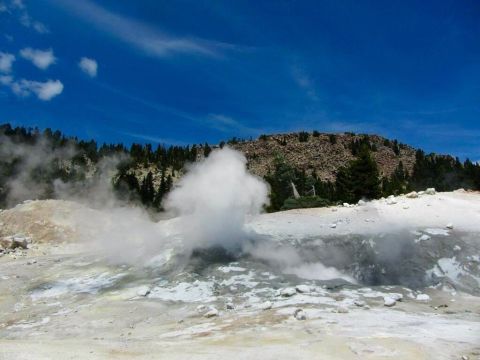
<box><xmin>1</xmin><ymin>124</ymin><xmax>479</xmax><ymax>211</ymax></box>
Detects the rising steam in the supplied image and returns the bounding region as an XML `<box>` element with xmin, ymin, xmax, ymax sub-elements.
<box><xmin>164</xmin><ymin>147</ymin><xmax>269</xmax><ymax>251</ymax></box>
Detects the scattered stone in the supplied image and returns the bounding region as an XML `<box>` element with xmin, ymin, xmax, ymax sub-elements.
<box><xmin>354</xmin><ymin>300</ymin><xmax>366</xmax><ymax>307</ymax></box>
<box><xmin>294</xmin><ymin>308</ymin><xmax>306</xmax><ymax>320</ymax></box>
<box><xmin>331</xmin><ymin>208</ymin><xmax>338</xmax><ymax>212</ymax></box>
<box><xmin>406</xmin><ymin>191</ymin><xmax>419</xmax><ymax>198</ymax></box>
<box><xmin>446</xmin><ymin>223</ymin><xmax>454</xmax><ymax>229</ymax></box>
<box><xmin>425</xmin><ymin>188</ymin><xmax>436</xmax><ymax>195</ymax></box>
<box><xmin>295</xmin><ymin>285</ymin><xmax>311</xmax><ymax>294</ymax></box>
<box><xmin>225</xmin><ymin>302</ymin><xmax>234</xmax><ymax>310</ymax></box>
<box><xmin>329</xmin><ymin>223</ymin><xmax>337</xmax><ymax>229</ymax></box>
<box><xmin>383</xmin><ymin>296</ymin><xmax>396</xmax><ymax>307</ymax></box>
<box><xmin>336</xmin><ymin>306</ymin><xmax>349</xmax><ymax>313</ymax></box>
<box><xmin>0</xmin><ymin>236</ymin><xmax>28</xmax><ymax>250</ymax></box>
<box><xmin>280</xmin><ymin>288</ymin><xmax>297</xmax><ymax>297</ymax></box>
<box><xmin>357</xmin><ymin>199</ymin><xmax>366</xmax><ymax>206</ymax></box>
<box><xmin>386</xmin><ymin>195</ymin><xmax>397</xmax><ymax>205</ymax></box>
<box><xmin>259</xmin><ymin>301</ymin><xmax>272</xmax><ymax>310</ymax></box>
<box><xmin>389</xmin><ymin>293</ymin><xmax>403</xmax><ymax>302</ymax></box>
<box><xmin>204</xmin><ymin>307</ymin><xmax>219</xmax><ymax>318</ymax></box>
<box><xmin>136</xmin><ymin>286</ymin><xmax>151</xmax><ymax>297</ymax></box>
<box><xmin>416</xmin><ymin>293</ymin><xmax>430</xmax><ymax>301</ymax></box>
<box><xmin>453</xmin><ymin>245</ymin><xmax>461</xmax><ymax>252</ymax></box>
<box><xmin>196</xmin><ymin>305</ymin><xmax>206</xmax><ymax>314</ymax></box>
<box><xmin>416</xmin><ymin>234</ymin><xmax>431</xmax><ymax>243</ymax></box>
<box><xmin>461</xmin><ymin>356</ymin><xmax>469</xmax><ymax>360</ymax></box>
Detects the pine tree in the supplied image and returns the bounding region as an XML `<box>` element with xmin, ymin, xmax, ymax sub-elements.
<box><xmin>335</xmin><ymin>149</ymin><xmax>381</xmax><ymax>203</ymax></box>
<box><xmin>140</xmin><ymin>171</ymin><xmax>155</xmax><ymax>206</ymax></box>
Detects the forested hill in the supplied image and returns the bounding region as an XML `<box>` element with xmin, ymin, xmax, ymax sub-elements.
<box><xmin>0</xmin><ymin>123</ymin><xmax>479</xmax><ymax>212</ymax></box>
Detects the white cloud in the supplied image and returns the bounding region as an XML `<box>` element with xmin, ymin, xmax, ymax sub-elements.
<box><xmin>0</xmin><ymin>75</ymin><xmax>13</xmax><ymax>85</ymax></box>
<box><xmin>0</xmin><ymin>2</ymin><xmax>8</xmax><ymax>12</ymax></box>
<box><xmin>32</xmin><ymin>21</ymin><xmax>49</xmax><ymax>34</ymax></box>
<box><xmin>78</xmin><ymin>57</ymin><xmax>98</xmax><ymax>77</ymax></box>
<box><xmin>20</xmin><ymin>48</ymin><xmax>56</xmax><ymax>69</ymax></box>
<box><xmin>54</xmin><ymin>0</ymin><xmax>235</xmax><ymax>58</ymax></box>
<box><xmin>1</xmin><ymin>77</ymin><xmax>63</xmax><ymax>101</ymax></box>
<box><xmin>0</xmin><ymin>52</ymin><xmax>15</xmax><ymax>73</ymax></box>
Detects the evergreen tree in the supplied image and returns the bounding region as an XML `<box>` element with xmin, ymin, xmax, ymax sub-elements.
<box><xmin>335</xmin><ymin>149</ymin><xmax>381</xmax><ymax>203</ymax></box>
<box><xmin>140</xmin><ymin>171</ymin><xmax>155</xmax><ymax>206</ymax></box>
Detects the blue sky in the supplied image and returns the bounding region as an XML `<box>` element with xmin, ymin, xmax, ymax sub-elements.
<box><xmin>0</xmin><ymin>0</ymin><xmax>479</xmax><ymax>159</ymax></box>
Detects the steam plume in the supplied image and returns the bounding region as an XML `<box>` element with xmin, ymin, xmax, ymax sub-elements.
<box><xmin>164</xmin><ymin>147</ymin><xmax>269</xmax><ymax>251</ymax></box>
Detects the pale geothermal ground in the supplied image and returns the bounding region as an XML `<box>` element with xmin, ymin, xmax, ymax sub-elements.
<box><xmin>0</xmin><ymin>190</ymin><xmax>480</xmax><ymax>359</ymax></box>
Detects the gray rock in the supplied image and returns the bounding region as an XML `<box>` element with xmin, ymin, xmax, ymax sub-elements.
<box><xmin>259</xmin><ymin>301</ymin><xmax>273</xmax><ymax>310</ymax></box>
<box><xmin>406</xmin><ymin>191</ymin><xmax>419</xmax><ymax>198</ymax></box>
<box><xmin>295</xmin><ymin>285</ymin><xmax>311</xmax><ymax>293</ymax></box>
<box><xmin>294</xmin><ymin>308</ymin><xmax>306</xmax><ymax>320</ymax></box>
<box><xmin>136</xmin><ymin>286</ymin><xmax>151</xmax><ymax>297</ymax></box>
<box><xmin>280</xmin><ymin>287</ymin><xmax>297</xmax><ymax>297</ymax></box>
<box><xmin>204</xmin><ymin>307</ymin><xmax>219</xmax><ymax>318</ymax></box>
<box><xmin>383</xmin><ymin>296</ymin><xmax>396</xmax><ymax>307</ymax></box>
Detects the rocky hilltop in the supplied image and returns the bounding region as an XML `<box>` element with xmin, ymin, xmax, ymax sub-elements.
<box><xmin>227</xmin><ymin>132</ymin><xmax>416</xmax><ymax>181</ymax></box>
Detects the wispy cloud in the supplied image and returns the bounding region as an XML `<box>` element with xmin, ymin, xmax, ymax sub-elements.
<box><xmin>53</xmin><ymin>0</ymin><xmax>236</xmax><ymax>58</ymax></box>
<box><xmin>5</xmin><ymin>0</ymin><xmax>50</xmax><ymax>34</ymax></box>
<box><xmin>20</xmin><ymin>48</ymin><xmax>56</xmax><ymax>70</ymax></box>
<box><xmin>0</xmin><ymin>52</ymin><xmax>15</xmax><ymax>73</ymax></box>
<box><xmin>97</xmin><ymin>82</ymin><xmax>259</xmax><ymax>136</ymax></box>
<box><xmin>291</xmin><ymin>64</ymin><xmax>318</xmax><ymax>101</ymax></box>
<box><xmin>123</xmin><ymin>132</ymin><xmax>189</xmax><ymax>146</ymax></box>
<box><xmin>78</xmin><ymin>57</ymin><xmax>98</xmax><ymax>77</ymax></box>
<box><xmin>0</xmin><ymin>76</ymin><xmax>63</xmax><ymax>101</ymax></box>
<box><xmin>206</xmin><ymin>113</ymin><xmax>260</xmax><ymax>135</ymax></box>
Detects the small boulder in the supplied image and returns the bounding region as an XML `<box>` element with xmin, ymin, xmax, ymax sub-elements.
<box><xmin>416</xmin><ymin>293</ymin><xmax>430</xmax><ymax>301</ymax></box>
<box><xmin>204</xmin><ymin>307</ymin><xmax>219</xmax><ymax>318</ymax></box>
<box><xmin>425</xmin><ymin>188</ymin><xmax>436</xmax><ymax>195</ymax></box>
<box><xmin>280</xmin><ymin>287</ymin><xmax>297</xmax><ymax>297</ymax></box>
<box><xmin>0</xmin><ymin>236</ymin><xmax>28</xmax><ymax>250</ymax></box>
<box><xmin>259</xmin><ymin>301</ymin><xmax>272</xmax><ymax>310</ymax></box>
<box><xmin>225</xmin><ymin>302</ymin><xmax>234</xmax><ymax>310</ymax></box>
<box><xmin>383</xmin><ymin>296</ymin><xmax>396</xmax><ymax>307</ymax></box>
<box><xmin>136</xmin><ymin>286</ymin><xmax>151</xmax><ymax>297</ymax></box>
<box><xmin>294</xmin><ymin>308</ymin><xmax>306</xmax><ymax>320</ymax></box>
<box><xmin>295</xmin><ymin>285</ymin><xmax>311</xmax><ymax>294</ymax></box>
<box><xmin>330</xmin><ymin>223</ymin><xmax>337</xmax><ymax>229</ymax></box>
<box><xmin>406</xmin><ymin>191</ymin><xmax>419</xmax><ymax>198</ymax></box>
<box><xmin>386</xmin><ymin>195</ymin><xmax>397</xmax><ymax>205</ymax></box>
<box><xmin>357</xmin><ymin>199</ymin><xmax>366</xmax><ymax>206</ymax></box>
<box><xmin>389</xmin><ymin>293</ymin><xmax>403</xmax><ymax>302</ymax></box>
<box><xmin>196</xmin><ymin>305</ymin><xmax>207</xmax><ymax>314</ymax></box>
<box><xmin>354</xmin><ymin>300</ymin><xmax>366</xmax><ymax>307</ymax></box>
<box><xmin>446</xmin><ymin>223</ymin><xmax>454</xmax><ymax>230</ymax></box>
<box><xmin>416</xmin><ymin>234</ymin><xmax>431</xmax><ymax>243</ymax></box>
